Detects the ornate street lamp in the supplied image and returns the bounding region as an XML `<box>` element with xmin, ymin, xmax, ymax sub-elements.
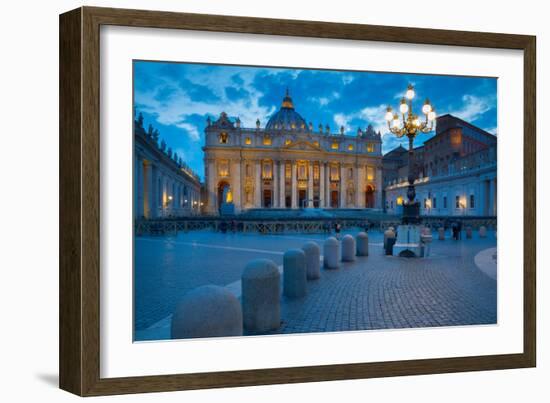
<box><xmin>385</xmin><ymin>84</ymin><xmax>436</xmax><ymax>223</ymax></box>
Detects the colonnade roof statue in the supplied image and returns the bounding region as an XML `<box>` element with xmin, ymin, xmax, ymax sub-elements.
<box><xmin>206</xmin><ymin>89</ymin><xmax>383</xmax><ymax>141</ymax></box>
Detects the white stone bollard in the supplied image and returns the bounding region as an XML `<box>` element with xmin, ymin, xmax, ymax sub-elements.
<box><xmin>171</xmin><ymin>285</ymin><xmax>243</xmax><ymax>339</ymax></box>
<box><xmin>466</xmin><ymin>226</ymin><xmax>473</xmax><ymax>239</ymax></box>
<box><xmin>421</xmin><ymin>232</ymin><xmax>433</xmax><ymax>257</ymax></box>
<box><xmin>341</xmin><ymin>234</ymin><xmax>356</xmax><ymax>262</ymax></box>
<box><xmin>479</xmin><ymin>225</ymin><xmax>487</xmax><ymax>238</ymax></box>
<box><xmin>438</xmin><ymin>227</ymin><xmax>445</xmax><ymax>240</ymax></box>
<box><xmin>302</xmin><ymin>242</ymin><xmax>321</xmax><ymax>280</ymax></box>
<box><xmin>241</xmin><ymin>259</ymin><xmax>281</xmax><ymax>332</ymax></box>
<box><xmin>356</xmin><ymin>232</ymin><xmax>369</xmax><ymax>256</ymax></box>
<box><xmin>283</xmin><ymin>249</ymin><xmax>307</xmax><ymax>298</ymax></box>
<box><xmin>323</xmin><ymin>237</ymin><xmax>340</xmax><ymax>270</ymax></box>
<box><xmin>384</xmin><ymin>228</ymin><xmax>395</xmax><ymax>248</ymax></box>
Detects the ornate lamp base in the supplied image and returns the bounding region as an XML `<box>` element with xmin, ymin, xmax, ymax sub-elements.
<box><xmin>402</xmin><ymin>201</ymin><xmax>420</xmax><ymax>225</ymax></box>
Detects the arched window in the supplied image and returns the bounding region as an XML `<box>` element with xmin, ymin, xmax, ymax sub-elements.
<box><xmin>219</xmin><ymin>132</ymin><xmax>229</xmax><ymax>144</ymax></box>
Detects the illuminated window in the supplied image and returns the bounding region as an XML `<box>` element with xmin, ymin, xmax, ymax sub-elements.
<box><xmin>285</xmin><ymin>163</ymin><xmax>292</xmax><ymax>179</ymax></box>
<box><xmin>285</xmin><ymin>139</ymin><xmax>292</xmax><ymax>146</ymax></box>
<box><xmin>396</xmin><ymin>196</ymin><xmax>403</xmax><ymax>206</ymax></box>
<box><xmin>313</xmin><ymin>141</ymin><xmax>319</xmax><ymax>147</ymax></box>
<box><xmin>291</xmin><ymin>123</ymin><xmax>296</xmax><ymax>129</ymax></box>
<box><xmin>297</xmin><ymin>163</ymin><xmax>307</xmax><ymax>180</ymax></box>
<box><xmin>366</xmin><ymin>166</ymin><xmax>374</xmax><ymax>181</ymax></box>
<box><xmin>219</xmin><ymin>132</ymin><xmax>228</xmax><ymax>144</ymax></box>
<box><xmin>331</xmin><ymin>142</ymin><xmax>339</xmax><ymax>150</ymax></box>
<box><xmin>263</xmin><ymin>135</ymin><xmax>272</xmax><ymax>146</ymax></box>
<box><xmin>330</xmin><ymin>165</ymin><xmax>340</xmax><ymax>181</ymax></box>
<box><xmin>313</xmin><ymin>164</ymin><xmax>320</xmax><ymax>180</ymax></box>
<box><xmin>262</xmin><ymin>161</ymin><xmax>273</xmax><ymax>179</ymax></box>
<box><xmin>218</xmin><ymin>160</ymin><xmax>229</xmax><ymax>177</ymax></box>
<box><xmin>245</xmin><ymin>137</ymin><xmax>251</xmax><ymax>145</ymax></box>
<box><xmin>367</xmin><ymin>143</ymin><xmax>374</xmax><ymax>153</ymax></box>
<box><xmin>348</xmin><ymin>144</ymin><xmax>354</xmax><ymax>151</ymax></box>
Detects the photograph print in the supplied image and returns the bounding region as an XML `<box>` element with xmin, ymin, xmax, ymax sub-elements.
<box><xmin>133</xmin><ymin>60</ymin><xmax>497</xmax><ymax>342</ymax></box>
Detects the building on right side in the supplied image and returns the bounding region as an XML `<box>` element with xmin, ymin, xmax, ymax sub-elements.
<box><xmin>383</xmin><ymin>114</ymin><xmax>497</xmax><ymax>217</ymax></box>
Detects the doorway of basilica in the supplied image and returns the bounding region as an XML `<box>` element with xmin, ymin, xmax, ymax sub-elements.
<box><xmin>330</xmin><ymin>190</ymin><xmax>339</xmax><ymax>208</ymax></box>
<box><xmin>365</xmin><ymin>184</ymin><xmax>375</xmax><ymax>208</ymax></box>
<box><xmin>298</xmin><ymin>189</ymin><xmax>307</xmax><ymax>208</ymax></box>
<box><xmin>217</xmin><ymin>181</ymin><xmax>230</xmax><ymax>210</ymax></box>
<box><xmin>263</xmin><ymin>189</ymin><xmax>272</xmax><ymax>208</ymax></box>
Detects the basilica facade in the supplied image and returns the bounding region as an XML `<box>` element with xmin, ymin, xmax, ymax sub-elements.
<box><xmin>203</xmin><ymin>91</ymin><xmax>384</xmax><ymax>214</ymax></box>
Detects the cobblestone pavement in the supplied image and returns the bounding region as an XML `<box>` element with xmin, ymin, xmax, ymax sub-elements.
<box><xmin>135</xmin><ymin>229</ymin><xmax>496</xmax><ymax>339</ymax></box>
<box><xmin>274</xmin><ymin>238</ymin><xmax>497</xmax><ymax>335</ymax></box>
<box><xmin>135</xmin><ymin>230</ymin><xmax>333</xmax><ymax>330</ymax></box>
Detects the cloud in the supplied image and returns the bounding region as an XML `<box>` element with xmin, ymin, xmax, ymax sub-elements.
<box><xmin>331</xmin><ymin>104</ymin><xmax>388</xmax><ymax>135</ymax></box>
<box><xmin>175</xmin><ymin>122</ymin><xmax>200</xmax><ymax>142</ymax></box>
<box><xmin>342</xmin><ymin>75</ymin><xmax>354</xmax><ymax>85</ymax></box>
<box><xmin>447</xmin><ymin>94</ymin><xmax>495</xmax><ymax>123</ymax></box>
<box><xmin>135</xmin><ymin>68</ymin><xmax>276</xmax><ymax>142</ymax></box>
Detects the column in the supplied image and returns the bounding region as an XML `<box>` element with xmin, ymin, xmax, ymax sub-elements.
<box><xmin>255</xmin><ymin>160</ymin><xmax>262</xmax><ymax>208</ymax></box>
<box><xmin>279</xmin><ymin>161</ymin><xmax>286</xmax><ymax>207</ymax></box>
<box><xmin>231</xmin><ymin>159</ymin><xmax>241</xmax><ymax>213</ymax></box>
<box><xmin>291</xmin><ymin>160</ymin><xmax>297</xmax><ymax>208</ymax></box>
<box><xmin>354</xmin><ymin>163</ymin><xmax>360</xmax><ymax>208</ymax></box>
<box><xmin>144</xmin><ymin>162</ymin><xmax>153</xmax><ymax>218</ymax></box>
<box><xmin>273</xmin><ymin>160</ymin><xmax>279</xmax><ymax>208</ymax></box>
<box><xmin>325</xmin><ymin>163</ymin><xmax>331</xmax><ymax>208</ymax></box>
<box><xmin>339</xmin><ymin>164</ymin><xmax>346</xmax><ymax>208</ymax></box>
<box><xmin>135</xmin><ymin>156</ymin><xmax>142</xmax><ymax>218</ymax></box>
<box><xmin>207</xmin><ymin>159</ymin><xmax>217</xmax><ymax>214</ymax></box>
<box><xmin>307</xmin><ymin>162</ymin><xmax>313</xmax><ymax>207</ymax></box>
<box><xmin>240</xmin><ymin>159</ymin><xmax>246</xmax><ymax>209</ymax></box>
<box><xmin>356</xmin><ymin>164</ymin><xmax>365</xmax><ymax>208</ymax></box>
<box><xmin>375</xmin><ymin>167</ymin><xmax>383</xmax><ymax>209</ymax></box>
<box><xmin>319</xmin><ymin>161</ymin><xmax>325</xmax><ymax>208</ymax></box>
<box><xmin>150</xmin><ymin>164</ymin><xmax>158</xmax><ymax>218</ymax></box>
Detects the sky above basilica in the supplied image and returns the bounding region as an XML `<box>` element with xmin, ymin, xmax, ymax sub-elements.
<box><xmin>134</xmin><ymin>61</ymin><xmax>497</xmax><ymax>180</ymax></box>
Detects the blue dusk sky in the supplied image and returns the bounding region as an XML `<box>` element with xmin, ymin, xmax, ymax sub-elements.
<box><xmin>134</xmin><ymin>61</ymin><xmax>497</xmax><ymax>180</ymax></box>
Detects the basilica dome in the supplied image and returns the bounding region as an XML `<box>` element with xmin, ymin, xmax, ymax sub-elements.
<box><xmin>265</xmin><ymin>90</ymin><xmax>308</xmax><ymax>131</ymax></box>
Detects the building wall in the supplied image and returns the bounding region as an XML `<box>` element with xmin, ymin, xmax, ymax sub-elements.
<box><xmin>383</xmin><ymin>115</ymin><xmax>497</xmax><ymax>217</ymax></box>
<box><xmin>385</xmin><ymin>156</ymin><xmax>497</xmax><ymax>217</ymax></box>
<box><xmin>134</xmin><ymin>117</ymin><xmax>202</xmax><ymax>219</ymax></box>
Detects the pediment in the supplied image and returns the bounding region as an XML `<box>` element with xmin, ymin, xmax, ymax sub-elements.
<box><xmin>283</xmin><ymin>140</ymin><xmax>321</xmax><ymax>151</ymax></box>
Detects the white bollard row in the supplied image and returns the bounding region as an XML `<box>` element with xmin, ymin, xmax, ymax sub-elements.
<box><xmin>438</xmin><ymin>227</ymin><xmax>445</xmax><ymax>240</ymax></box>
<box><xmin>341</xmin><ymin>235</ymin><xmax>356</xmax><ymax>262</ymax></box>
<box><xmin>323</xmin><ymin>237</ymin><xmax>340</xmax><ymax>270</ymax></box>
<box><xmin>171</xmin><ymin>285</ymin><xmax>243</xmax><ymax>339</ymax></box>
<box><xmin>302</xmin><ymin>242</ymin><xmax>321</xmax><ymax>280</ymax></box>
<box><xmin>283</xmin><ymin>249</ymin><xmax>307</xmax><ymax>298</ymax></box>
<box><xmin>241</xmin><ymin>259</ymin><xmax>281</xmax><ymax>333</ymax></box>
<box><xmin>356</xmin><ymin>232</ymin><xmax>369</xmax><ymax>256</ymax></box>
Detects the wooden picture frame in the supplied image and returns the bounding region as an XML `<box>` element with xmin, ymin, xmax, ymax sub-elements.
<box><xmin>59</xmin><ymin>6</ymin><xmax>536</xmax><ymax>396</ymax></box>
